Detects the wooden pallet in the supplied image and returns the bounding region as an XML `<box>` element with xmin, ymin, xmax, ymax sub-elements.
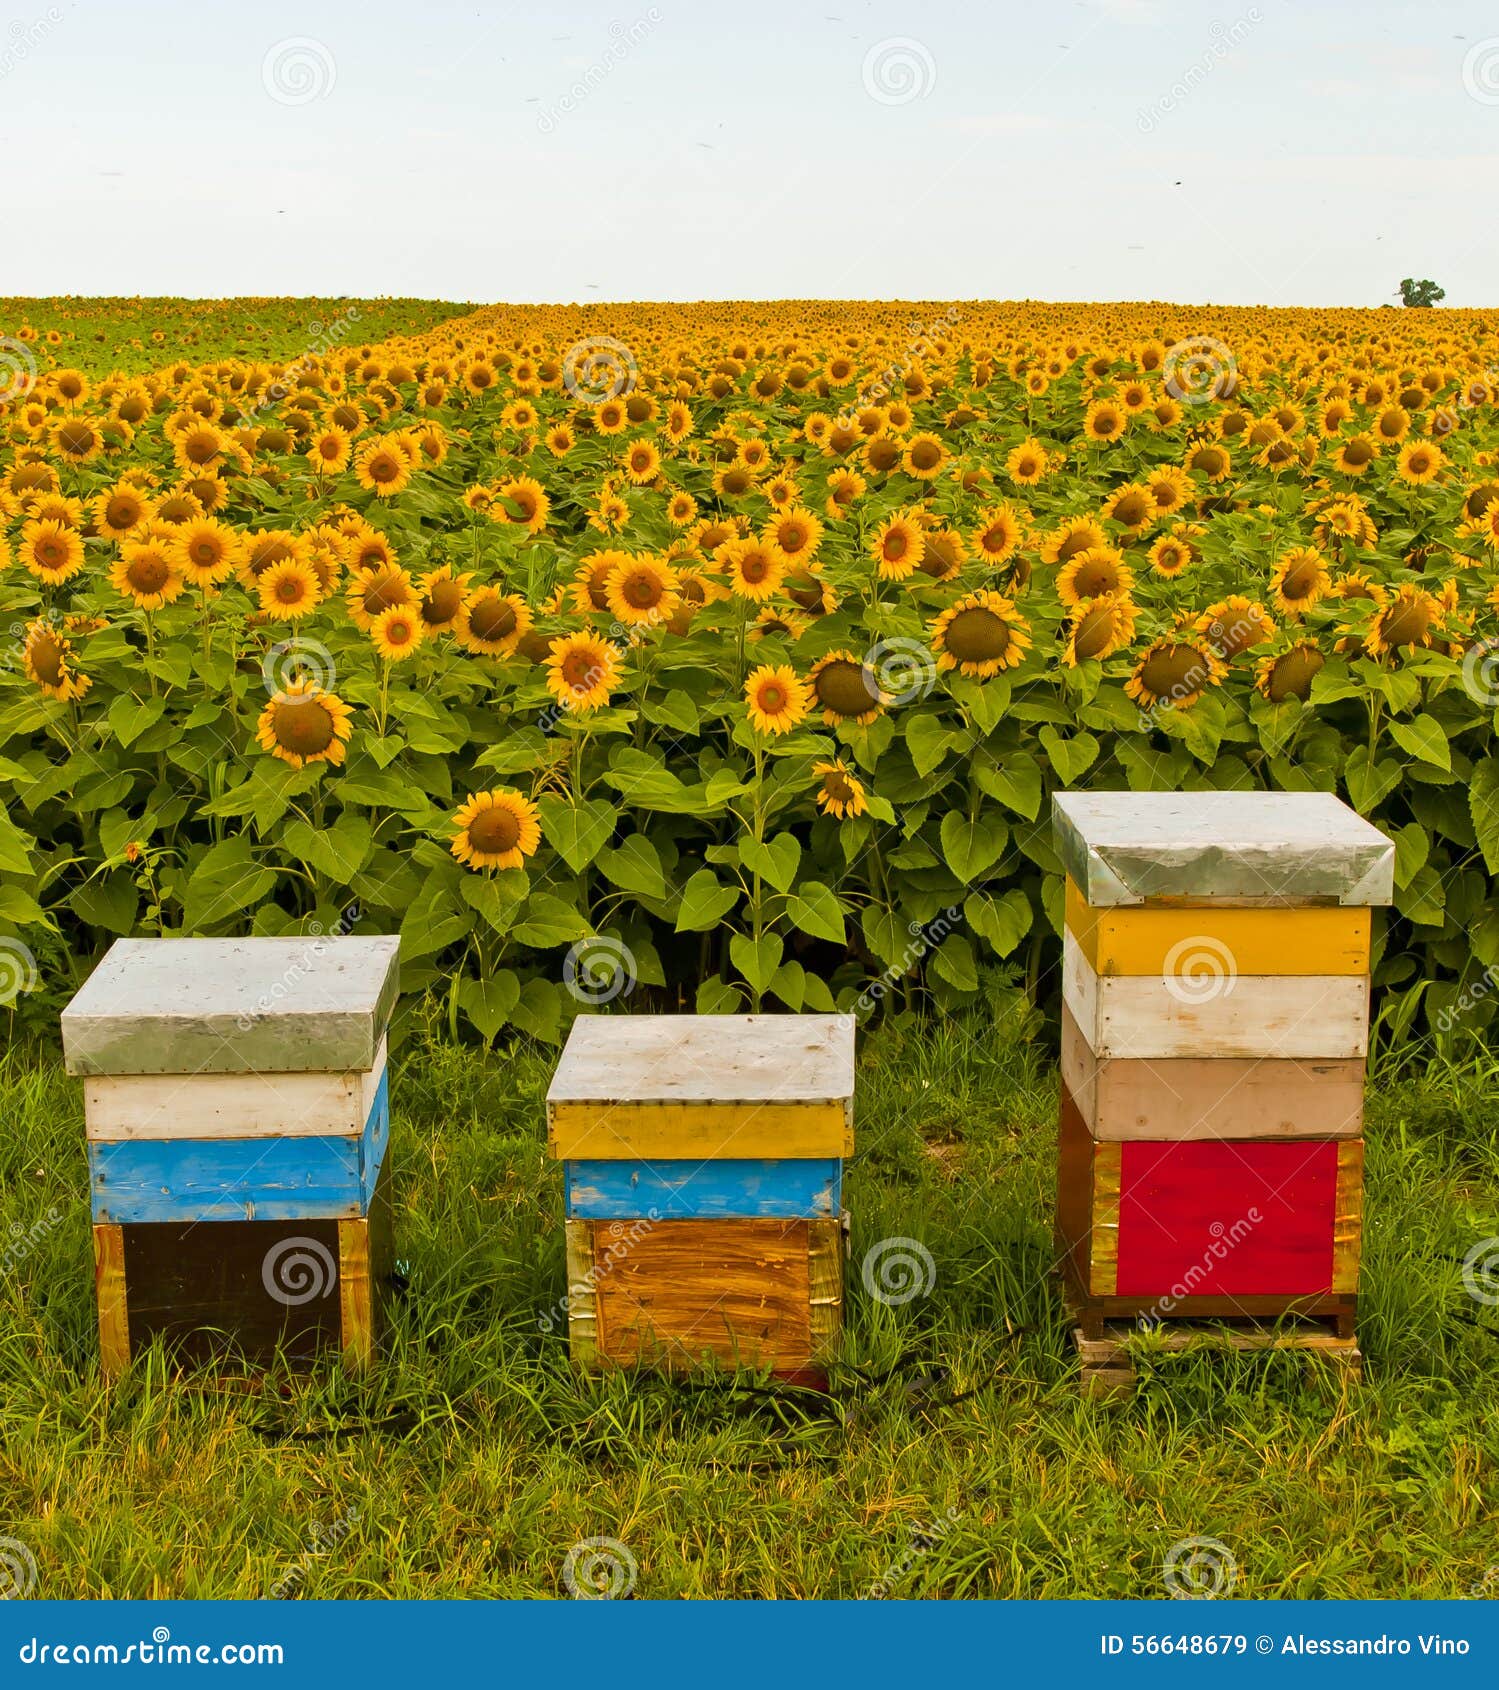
<box><xmin>1070</xmin><ymin>1308</ymin><xmax>1361</xmax><ymax>1401</ymax></box>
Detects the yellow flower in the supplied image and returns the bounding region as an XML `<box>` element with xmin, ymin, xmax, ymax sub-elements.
<box><xmin>450</xmin><ymin>789</ymin><xmax>542</xmax><ymax>872</ymax></box>
<box><xmin>418</xmin><ymin>566</ymin><xmax>472</xmax><ymax>632</ymax></box>
<box><xmin>870</xmin><ymin>511</ymin><xmax>925</xmax><ymax>580</ymax></box>
<box><xmin>256</xmin><ymin>681</ymin><xmax>353</xmax><ymax>769</ymax></box>
<box><xmin>1056</xmin><ymin>547</ymin><xmax>1134</xmax><ymax>608</ymax></box>
<box><xmin>19</xmin><ymin>517</ymin><xmax>86</xmax><ymax>585</ymax></box>
<box><xmin>354</xmin><ymin>438</ymin><xmax>414</xmax><ymax>496</ymax></box>
<box><xmin>371</xmin><ymin>603</ymin><xmax>425</xmax><ymax>661</ymax></box>
<box><xmin>807</xmin><ymin>650</ymin><xmax>884</xmax><ymax>725</ymax></box>
<box><xmin>22</xmin><ymin>619</ymin><xmax>91</xmax><ymax>701</ymax></box>
<box><xmin>1064</xmin><ymin>594</ymin><xmax>1138</xmax><ymax>666</ymax></box>
<box><xmin>1365</xmin><ymin>583</ymin><xmax>1441</xmax><ymax>658</ymax></box>
<box><xmin>813</xmin><ymin>759</ymin><xmax>868</xmax><ymax>820</ymax></box>
<box><xmin>345</xmin><ymin>562</ymin><xmax>417</xmax><ymax>631</ymax></box>
<box><xmin>1255</xmin><ymin>642</ymin><xmax>1325</xmax><ymax>701</ymax></box>
<box><xmin>1269</xmin><ymin>546</ymin><xmax>1331</xmax><ymax>616</ymax></box>
<box><xmin>1125</xmin><ymin>636</ymin><xmax>1225</xmax><ymax>711</ymax></box>
<box><xmin>171</xmin><ymin>517</ymin><xmax>243</xmax><ymax>587</ymax></box>
<box><xmin>258</xmin><ymin>558</ymin><xmax>322</xmax><ymax>622</ymax></box>
<box><xmin>605</xmin><ymin>554</ymin><xmax>679</xmax><ymax>627</ymax></box>
<box><xmin>723</xmin><ymin>538</ymin><xmax>785</xmax><ymax>601</ymax></box>
<box><xmin>458</xmin><ymin>588</ymin><xmax>532</xmax><ymax>657</ymax></box>
<box><xmin>971</xmin><ymin>502</ymin><xmax>1025</xmax><ymax>566</ymax></box>
<box><xmin>110</xmin><ymin>540</ymin><xmax>185</xmax><ymax>610</ymax></box>
<box><xmin>743</xmin><ymin>663</ymin><xmax>809</xmax><ymax>736</ymax></box>
<box><xmin>931</xmin><ymin>590</ymin><xmax>1032</xmax><ymax>676</ymax></box>
<box><xmin>545</xmin><ymin>631</ymin><xmax>623</xmax><ymax>713</ymax></box>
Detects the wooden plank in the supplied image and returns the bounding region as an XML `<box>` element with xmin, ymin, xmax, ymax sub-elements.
<box><xmin>1088</xmin><ymin>1141</ymin><xmax>1122</xmax><ymax>1297</ymax></box>
<box><xmin>564</xmin><ymin>1219</ymin><xmax>600</xmax><ymax>1369</ymax></box>
<box><xmin>806</xmin><ymin>1217</ymin><xmax>844</xmax><ymax>1362</ymax></box>
<box><xmin>338</xmin><ymin>1218</ymin><xmax>374</xmax><ymax>1372</ymax></box>
<box><xmin>548</xmin><ymin>1099</ymin><xmax>852</xmax><ymax>1161</ymax></box>
<box><xmin>61</xmin><ymin>935</ymin><xmax>400</xmax><ymax>1076</ymax></box>
<box><xmin>581</xmin><ymin>1217</ymin><xmax>820</xmax><ymax>1371</ymax></box>
<box><xmin>87</xmin><ymin>1070</ymin><xmax>389</xmax><ymax>1223</ymax></box>
<box><xmin>547</xmin><ymin>1013</ymin><xmax>855</xmax><ymax>1106</ymax></box>
<box><xmin>1061</xmin><ymin>1007</ymin><xmax>1365</xmax><ymax>1141</ymax></box>
<box><xmin>1115</xmin><ymin>1139</ymin><xmax>1340</xmax><ymax>1299</ymax></box>
<box><xmin>1064</xmin><ymin>877</ymin><xmax>1370</xmax><ymax>977</ymax></box>
<box><xmin>1331</xmin><ymin>1138</ymin><xmax>1364</xmax><ymax>1294</ymax></box>
<box><xmin>94</xmin><ymin>1223</ymin><xmax>129</xmax><ymax>1379</ymax></box>
<box><xmin>84</xmin><ymin>1041</ymin><xmax>386</xmax><ymax>1141</ymax></box>
<box><xmin>565</xmin><ymin>1158</ymin><xmax>841</xmax><ymax>1220</ymax></box>
<box><xmin>1062</xmin><ymin>931</ymin><xmax>1369</xmax><ymax>1060</ymax></box>
<box><xmin>1053</xmin><ymin>790</ymin><xmax>1395</xmax><ymax>908</ymax></box>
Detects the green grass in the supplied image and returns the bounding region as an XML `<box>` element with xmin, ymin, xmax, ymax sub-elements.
<box><xmin>0</xmin><ymin>1010</ymin><xmax>1496</xmax><ymax>1600</ymax></box>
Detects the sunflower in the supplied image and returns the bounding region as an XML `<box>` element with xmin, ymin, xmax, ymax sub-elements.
<box><xmin>1005</xmin><ymin>438</ymin><xmax>1049</xmax><ymax>484</ymax></box>
<box><xmin>307</xmin><ymin>427</ymin><xmax>353</xmax><ymax>474</ymax></box>
<box><xmin>164</xmin><ymin>517</ymin><xmax>238</xmax><ymax>590</ymax></box>
<box><xmin>545</xmin><ymin>630</ymin><xmax>623</xmax><ymax>713</ymax></box>
<box><xmin>1083</xmin><ymin>399</ymin><xmax>1128</xmax><ymax>443</ymax></box>
<box><xmin>19</xmin><ymin>517</ymin><xmax>86</xmax><ymax>585</ymax></box>
<box><xmin>92</xmin><ymin>484</ymin><xmax>153</xmax><ymax>541</ymax></box>
<box><xmin>53</xmin><ymin>416</ymin><xmax>105</xmax><ymax>464</ymax></box>
<box><xmin>807</xmin><ymin>650</ymin><xmax>884</xmax><ymax>725</ymax></box>
<box><xmin>870</xmin><ymin>511</ymin><xmax>925</xmax><ymax>579</ymax></box>
<box><xmin>354</xmin><ymin>438</ymin><xmax>414</xmax><ymax>496</ymax></box>
<box><xmin>1396</xmin><ymin>439</ymin><xmax>1444</xmax><ymax>485</ymax></box>
<box><xmin>1146</xmin><ymin>534</ymin><xmax>1194</xmax><ymax>578</ymax></box>
<box><xmin>256</xmin><ymin>681</ymin><xmax>354</xmax><ymax>769</ymax></box>
<box><xmin>546</xmin><ymin>423</ymin><xmax>575</xmax><ymax>457</ymax></box>
<box><xmin>901</xmin><ymin>432</ymin><xmax>946</xmax><ymax>480</ymax></box>
<box><xmin>1125</xmin><ymin>636</ymin><xmax>1225</xmax><ymax>711</ymax></box>
<box><xmin>1184</xmin><ymin>441</ymin><xmax>1232</xmax><ymax>482</ymax></box>
<box><xmin>931</xmin><ymin>590</ymin><xmax>1033</xmax><ymax>676</ymax></box>
<box><xmin>1194</xmin><ymin>595</ymin><xmax>1274</xmax><ymax>660</ymax></box>
<box><xmin>110</xmin><ymin>540</ymin><xmax>184</xmax><ymax>610</ymax></box>
<box><xmin>22</xmin><ymin>619</ymin><xmax>91</xmax><ymax>701</ymax></box>
<box><xmin>418</xmin><ymin>565</ymin><xmax>472</xmax><ymax>632</ymax></box>
<box><xmin>918</xmin><ymin>527</ymin><xmax>967</xmax><ymax>582</ymax></box>
<box><xmin>258</xmin><ymin>558</ymin><xmax>322</xmax><ymax>622</ymax></box>
<box><xmin>748</xmin><ymin>605</ymin><xmax>810</xmax><ymax>642</ymax></box>
<box><xmin>971</xmin><ymin>502</ymin><xmax>1025</xmax><ymax>566</ymax></box>
<box><xmin>823</xmin><ymin>468</ymin><xmax>867</xmax><ymax>522</ymax></box>
<box><xmin>606</xmin><ymin>554</ymin><xmax>680</xmax><ymax>627</ymax></box>
<box><xmin>1330</xmin><ymin>433</ymin><xmax>1379</xmax><ymax>476</ymax></box>
<box><xmin>458</xmin><ymin>588</ymin><xmax>532</xmax><ymax>657</ymax></box>
<box><xmin>723</xmin><ymin>537</ymin><xmax>785</xmax><ymax>602</ymax></box>
<box><xmin>1255</xmin><ymin>641</ymin><xmax>1325</xmax><ymax>701</ymax></box>
<box><xmin>1102</xmin><ymin>482</ymin><xmax>1157</xmax><ymax>532</ymax></box>
<box><xmin>744</xmin><ymin>663</ymin><xmax>810</xmax><ymax>736</ymax></box>
<box><xmin>813</xmin><ymin>759</ymin><xmax>868</xmax><ymax>820</ymax></box>
<box><xmin>621</xmin><ymin>440</ymin><xmax>661</xmax><ymax>485</ymax></box>
<box><xmin>371</xmin><ymin>603</ymin><xmax>425</xmax><ymax>661</ymax></box>
<box><xmin>1039</xmin><ymin>516</ymin><xmax>1109</xmax><ymax>568</ymax></box>
<box><xmin>450</xmin><ymin>788</ymin><xmax>542</xmax><ymax>872</ymax></box>
<box><xmin>1365</xmin><ymin>583</ymin><xmax>1441</xmax><ymax>657</ymax></box>
<box><xmin>666</xmin><ymin>490</ymin><xmax>698</xmax><ymax>527</ymax></box>
<box><xmin>764</xmin><ymin>507</ymin><xmax>823</xmax><ymax>566</ymax></box>
<box><xmin>1056</xmin><ymin>547</ymin><xmax>1134</xmax><ymax>607</ymax></box>
<box><xmin>1269</xmin><ymin>546</ymin><xmax>1331</xmax><ymax>616</ymax></box>
<box><xmin>345</xmin><ymin>562</ymin><xmax>417</xmax><ymax>630</ymax></box>
<box><xmin>493</xmin><ymin>475</ymin><xmax>550</xmax><ymax>532</ymax></box>
<box><xmin>239</xmin><ymin>528</ymin><xmax>301</xmax><ymax>586</ymax></box>
<box><xmin>1064</xmin><ymin>593</ymin><xmax>1138</xmax><ymax>665</ymax></box>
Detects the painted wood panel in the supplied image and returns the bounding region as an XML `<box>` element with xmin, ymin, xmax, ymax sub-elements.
<box><xmin>1053</xmin><ymin>790</ymin><xmax>1395</xmax><ymax>907</ymax></box>
<box><xmin>548</xmin><ymin>1099</ymin><xmax>852</xmax><ymax>1161</ymax></box>
<box><xmin>1064</xmin><ymin>878</ymin><xmax>1370</xmax><ymax>977</ymax></box>
<box><xmin>88</xmin><ymin>1071</ymin><xmax>389</xmax><ymax>1223</ymax></box>
<box><xmin>1062</xmin><ymin>931</ymin><xmax>1369</xmax><ymax>1060</ymax></box>
<box><xmin>98</xmin><ymin>1162</ymin><xmax>393</xmax><ymax>1375</ymax></box>
<box><xmin>1061</xmin><ymin>1008</ymin><xmax>1365</xmax><ymax>1141</ymax></box>
<box><xmin>84</xmin><ymin>1042</ymin><xmax>386</xmax><ymax>1142</ymax></box>
<box><xmin>62</xmin><ymin>936</ymin><xmax>400</xmax><ymax>1076</ymax></box>
<box><xmin>566</xmin><ymin>1216</ymin><xmax>843</xmax><ymax>1372</ymax></box>
<box><xmin>565</xmin><ymin>1158</ymin><xmax>841</xmax><ymax>1220</ymax></box>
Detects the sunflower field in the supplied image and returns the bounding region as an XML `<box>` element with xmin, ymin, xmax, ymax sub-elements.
<box><xmin>3</xmin><ymin>297</ymin><xmax>1499</xmax><ymax>1051</ymax></box>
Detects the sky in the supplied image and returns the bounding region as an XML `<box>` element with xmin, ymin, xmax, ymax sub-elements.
<box><xmin>2</xmin><ymin>0</ymin><xmax>1498</xmax><ymax>305</ymax></box>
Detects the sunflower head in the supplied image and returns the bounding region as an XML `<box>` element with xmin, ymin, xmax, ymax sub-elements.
<box><xmin>1125</xmin><ymin>636</ymin><xmax>1225</xmax><ymax>712</ymax></box>
<box><xmin>372</xmin><ymin>603</ymin><xmax>425</xmax><ymax>661</ymax></box>
<box><xmin>808</xmin><ymin>650</ymin><xmax>884</xmax><ymax>725</ymax></box>
<box><xmin>813</xmin><ymin>758</ymin><xmax>869</xmax><ymax>820</ymax></box>
<box><xmin>544</xmin><ymin>631</ymin><xmax>622</xmax><ymax>713</ymax></box>
<box><xmin>744</xmin><ymin>663</ymin><xmax>810</xmax><ymax>737</ymax></box>
<box><xmin>931</xmin><ymin>590</ymin><xmax>1033</xmax><ymax>676</ymax></box>
<box><xmin>450</xmin><ymin>789</ymin><xmax>542</xmax><ymax>872</ymax></box>
<box><xmin>256</xmin><ymin>681</ymin><xmax>354</xmax><ymax>770</ymax></box>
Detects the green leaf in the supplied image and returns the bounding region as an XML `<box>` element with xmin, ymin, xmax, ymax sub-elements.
<box><xmin>904</xmin><ymin>714</ymin><xmax>954</xmax><ymax>778</ymax></box>
<box><xmin>932</xmin><ymin>932</ymin><xmax>978</xmax><ymax>992</ymax></box>
<box><xmin>1038</xmin><ymin>726</ymin><xmax>1100</xmax><ymax>786</ymax></box>
<box><xmin>1471</xmin><ymin>758</ymin><xmax>1499</xmax><ymax>875</ymax></box>
<box><xmin>71</xmin><ymin>873</ymin><xmax>139</xmax><ymax>935</ymax></box>
<box><xmin>675</xmin><ymin>869</ymin><xmax>740</xmax><ymax>931</ymax></box>
<box><xmin>0</xmin><ymin>884</ymin><xmax>48</xmax><ymax>927</ymax></box>
<box><xmin>695</xmin><ymin>974</ymin><xmax>744</xmax><ymax>1014</ymax></box>
<box><xmin>862</xmin><ymin>904</ymin><xmax>908</xmax><ymax>970</ymax></box>
<box><xmin>537</xmin><ymin>795</ymin><xmax>617</xmax><ymax>872</ymax></box>
<box><xmin>1395</xmin><ymin>864</ymin><xmax>1446</xmax><ymax>928</ymax></box>
<box><xmin>457</xmin><ymin>970</ymin><xmax>521</xmax><ymax>1042</ymax></box>
<box><xmin>730</xmin><ymin>932</ymin><xmax>783</xmax><ymax>994</ymax></box>
<box><xmin>785</xmin><ymin>879</ymin><xmax>846</xmax><ymax>944</ymax></box>
<box><xmin>1344</xmin><ymin>747</ymin><xmax>1402</xmax><ymax>816</ymax></box>
<box><xmin>108</xmin><ymin>693</ymin><xmax>167</xmax><ymax>749</ymax></box>
<box><xmin>770</xmin><ymin>959</ymin><xmax>807</xmax><ymax>1011</ymax></box>
<box><xmin>510</xmin><ymin>892</ymin><xmax>590</xmax><ymax>949</ymax></box>
<box><xmin>596</xmin><ymin>833</ymin><xmax>667</xmax><ymax>900</ymax></box>
<box><xmin>966</xmin><ymin>888</ymin><xmax>1033</xmax><ymax>957</ymax></box>
<box><xmin>474</xmin><ymin>727</ymin><xmax>552</xmax><ymax>776</ymax></box>
<box><xmin>741</xmin><ymin>830</ymin><xmax>801</xmax><ymax>893</ymax></box>
<box><xmin>940</xmin><ymin>811</ymin><xmax>1008</xmax><ymax>882</ymax></box>
<box><xmin>0</xmin><ymin>811</ymin><xmax>36</xmax><ymax>878</ymax></box>
<box><xmin>1387</xmin><ymin>713</ymin><xmax>1451</xmax><ymax>772</ymax></box>
<box><xmin>1392</xmin><ymin>822</ymin><xmax>1430</xmax><ymax>892</ymax></box>
<box><xmin>973</xmin><ymin>751</ymin><xmax>1042</xmax><ymax>819</ymax></box>
<box><xmin>510</xmin><ymin>977</ymin><xmax>564</xmax><ymax>1043</ymax></box>
<box><xmin>182</xmin><ymin>837</ymin><xmax>278</xmax><ymax>932</ymax></box>
<box><xmin>458</xmin><ymin>869</ymin><xmax>528</xmax><ymax>935</ymax></box>
<box><xmin>282</xmin><ymin>814</ymin><xmax>373</xmax><ymax>886</ymax></box>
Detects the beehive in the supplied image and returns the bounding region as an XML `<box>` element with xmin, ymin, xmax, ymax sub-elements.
<box><xmin>547</xmin><ymin>1013</ymin><xmax>854</xmax><ymax>1383</ymax></box>
<box><xmin>1051</xmin><ymin>792</ymin><xmax>1393</xmax><ymax>1347</ymax></box>
<box><xmin>62</xmin><ymin>936</ymin><xmax>400</xmax><ymax>1375</ymax></box>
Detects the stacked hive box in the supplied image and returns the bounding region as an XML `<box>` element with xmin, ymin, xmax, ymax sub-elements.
<box><xmin>547</xmin><ymin>1014</ymin><xmax>854</xmax><ymax>1385</ymax></box>
<box><xmin>1051</xmin><ymin>792</ymin><xmax>1393</xmax><ymax>1379</ymax></box>
<box><xmin>61</xmin><ymin>937</ymin><xmax>400</xmax><ymax>1376</ymax></box>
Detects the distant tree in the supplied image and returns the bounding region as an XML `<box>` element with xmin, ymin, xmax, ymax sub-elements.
<box><xmin>1398</xmin><ymin>278</ymin><xmax>1446</xmax><ymax>308</ymax></box>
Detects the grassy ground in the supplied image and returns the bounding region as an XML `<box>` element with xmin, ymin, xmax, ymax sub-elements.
<box><xmin>0</xmin><ymin>1009</ymin><xmax>1496</xmax><ymax>1600</ymax></box>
